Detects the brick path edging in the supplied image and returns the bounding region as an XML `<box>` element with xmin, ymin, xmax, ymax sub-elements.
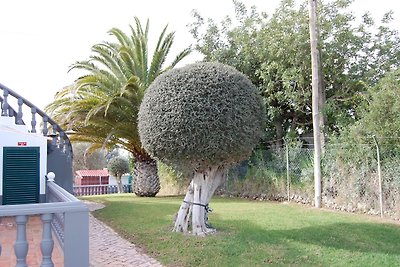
<box><xmin>84</xmin><ymin>201</ymin><xmax>163</xmax><ymax>267</ymax></box>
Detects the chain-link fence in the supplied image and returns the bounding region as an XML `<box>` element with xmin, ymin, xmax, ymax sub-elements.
<box><xmin>222</xmin><ymin>138</ymin><xmax>400</xmax><ymax>220</ymax></box>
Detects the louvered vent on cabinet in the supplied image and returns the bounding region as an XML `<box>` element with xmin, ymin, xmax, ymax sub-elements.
<box><xmin>3</xmin><ymin>147</ymin><xmax>40</xmax><ymax>205</ymax></box>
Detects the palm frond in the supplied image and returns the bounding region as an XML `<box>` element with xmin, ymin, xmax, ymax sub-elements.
<box><xmin>108</xmin><ymin>28</ymin><xmax>131</xmax><ymax>47</ymax></box>
<box><xmin>47</xmin><ymin>17</ymin><xmax>189</xmax><ymax>157</ymax></box>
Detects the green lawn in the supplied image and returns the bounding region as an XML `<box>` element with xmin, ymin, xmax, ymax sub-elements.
<box><xmin>82</xmin><ymin>194</ymin><xmax>400</xmax><ymax>267</ymax></box>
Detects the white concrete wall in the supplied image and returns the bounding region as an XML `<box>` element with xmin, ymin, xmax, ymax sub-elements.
<box><xmin>108</xmin><ymin>174</ymin><xmax>130</xmax><ymax>185</ymax></box>
<box><xmin>0</xmin><ymin>117</ymin><xmax>48</xmax><ymax>196</ymax></box>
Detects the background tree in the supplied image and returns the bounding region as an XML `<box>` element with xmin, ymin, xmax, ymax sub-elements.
<box><xmin>342</xmin><ymin>70</ymin><xmax>400</xmax><ymax>154</ymax></box>
<box><xmin>46</xmin><ymin>17</ymin><xmax>191</xmax><ymax>197</ymax></box>
<box><xmin>108</xmin><ymin>157</ymin><xmax>130</xmax><ymax>193</ymax></box>
<box><xmin>138</xmin><ymin>62</ymin><xmax>265</xmax><ymax>236</ymax></box>
<box><xmin>189</xmin><ymin>0</ymin><xmax>400</xmax><ymax>144</ymax></box>
<box><xmin>72</xmin><ymin>142</ymin><xmax>107</xmax><ymax>172</ymax></box>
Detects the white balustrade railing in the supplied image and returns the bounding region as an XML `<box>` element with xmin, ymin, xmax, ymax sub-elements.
<box><xmin>0</xmin><ymin>82</ymin><xmax>73</xmax><ymax>160</ymax></box>
<box><xmin>74</xmin><ymin>184</ymin><xmax>132</xmax><ymax>196</ymax></box>
<box><xmin>0</xmin><ymin>180</ymin><xmax>89</xmax><ymax>267</ymax></box>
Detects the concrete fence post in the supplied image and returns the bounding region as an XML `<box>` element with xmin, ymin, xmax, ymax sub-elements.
<box><xmin>63</xmin><ymin>208</ymin><xmax>89</xmax><ymax>267</ymax></box>
<box><xmin>372</xmin><ymin>135</ymin><xmax>384</xmax><ymax>218</ymax></box>
<box><xmin>284</xmin><ymin>139</ymin><xmax>290</xmax><ymax>202</ymax></box>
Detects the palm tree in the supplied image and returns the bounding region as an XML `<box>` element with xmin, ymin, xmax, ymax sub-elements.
<box><xmin>46</xmin><ymin>17</ymin><xmax>191</xmax><ymax>197</ymax></box>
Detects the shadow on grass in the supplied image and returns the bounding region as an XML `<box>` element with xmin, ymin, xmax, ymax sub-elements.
<box><xmin>225</xmin><ymin>219</ymin><xmax>400</xmax><ymax>255</ymax></box>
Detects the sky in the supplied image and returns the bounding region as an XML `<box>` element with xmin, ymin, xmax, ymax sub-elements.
<box><xmin>0</xmin><ymin>0</ymin><xmax>399</xmax><ymax>111</ymax></box>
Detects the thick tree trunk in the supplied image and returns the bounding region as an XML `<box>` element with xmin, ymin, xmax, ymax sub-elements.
<box><xmin>173</xmin><ymin>166</ymin><xmax>226</xmax><ymax>236</ymax></box>
<box><xmin>274</xmin><ymin>119</ymin><xmax>284</xmax><ymax>148</ymax></box>
<box><xmin>133</xmin><ymin>157</ymin><xmax>160</xmax><ymax>197</ymax></box>
<box><xmin>116</xmin><ymin>175</ymin><xmax>124</xmax><ymax>193</ymax></box>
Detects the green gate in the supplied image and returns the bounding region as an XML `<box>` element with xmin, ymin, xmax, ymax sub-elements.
<box><xmin>2</xmin><ymin>147</ymin><xmax>40</xmax><ymax>205</ymax></box>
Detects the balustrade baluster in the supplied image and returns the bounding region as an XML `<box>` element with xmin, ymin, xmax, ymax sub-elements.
<box><xmin>40</xmin><ymin>213</ymin><xmax>54</xmax><ymax>267</ymax></box>
<box><xmin>16</xmin><ymin>98</ymin><xmax>24</xmax><ymax>125</ymax></box>
<box><xmin>51</xmin><ymin>124</ymin><xmax>57</xmax><ymax>147</ymax></box>
<box><xmin>1</xmin><ymin>89</ymin><xmax>9</xmax><ymax>116</ymax></box>
<box><xmin>31</xmin><ymin>107</ymin><xmax>37</xmax><ymax>133</ymax></box>
<box><xmin>14</xmin><ymin>215</ymin><xmax>28</xmax><ymax>267</ymax></box>
<box><xmin>67</xmin><ymin>149</ymin><xmax>72</xmax><ymax>160</ymax></box>
<box><xmin>9</xmin><ymin>108</ymin><xmax>14</xmax><ymax>117</ymax></box>
<box><xmin>59</xmin><ymin>132</ymin><xmax>65</xmax><ymax>152</ymax></box>
<box><xmin>42</xmin><ymin>116</ymin><xmax>48</xmax><ymax>136</ymax></box>
<box><xmin>67</xmin><ymin>144</ymin><xmax>73</xmax><ymax>160</ymax></box>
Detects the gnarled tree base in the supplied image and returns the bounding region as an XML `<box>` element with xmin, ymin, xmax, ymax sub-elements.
<box><xmin>173</xmin><ymin>166</ymin><xmax>225</xmax><ymax>236</ymax></box>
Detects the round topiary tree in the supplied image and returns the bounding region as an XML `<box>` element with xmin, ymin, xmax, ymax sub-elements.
<box><xmin>138</xmin><ymin>62</ymin><xmax>265</xmax><ymax>236</ymax></box>
<box><xmin>107</xmin><ymin>157</ymin><xmax>130</xmax><ymax>193</ymax></box>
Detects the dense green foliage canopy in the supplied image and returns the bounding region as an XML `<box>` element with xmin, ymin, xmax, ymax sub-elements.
<box><xmin>108</xmin><ymin>157</ymin><xmax>130</xmax><ymax>178</ymax></box>
<box><xmin>138</xmin><ymin>62</ymin><xmax>265</xmax><ymax>171</ymax></box>
<box><xmin>357</xmin><ymin>71</ymin><xmax>400</xmax><ymax>140</ymax></box>
<box><xmin>340</xmin><ymin>70</ymin><xmax>400</xmax><ymax>154</ymax></box>
<box><xmin>189</xmin><ymin>0</ymin><xmax>400</xmax><ymax>142</ymax></box>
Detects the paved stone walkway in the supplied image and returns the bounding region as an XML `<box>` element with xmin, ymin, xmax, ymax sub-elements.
<box><xmin>84</xmin><ymin>202</ymin><xmax>163</xmax><ymax>267</ymax></box>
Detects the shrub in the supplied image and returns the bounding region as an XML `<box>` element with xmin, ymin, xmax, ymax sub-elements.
<box><xmin>138</xmin><ymin>62</ymin><xmax>265</xmax><ymax>172</ymax></box>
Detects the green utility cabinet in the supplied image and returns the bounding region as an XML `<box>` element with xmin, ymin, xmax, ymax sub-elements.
<box><xmin>0</xmin><ymin>117</ymin><xmax>47</xmax><ymax>205</ymax></box>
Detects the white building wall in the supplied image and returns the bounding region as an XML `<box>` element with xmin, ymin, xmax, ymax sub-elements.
<box><xmin>0</xmin><ymin>117</ymin><xmax>48</xmax><ymax>197</ymax></box>
<box><xmin>108</xmin><ymin>174</ymin><xmax>130</xmax><ymax>185</ymax></box>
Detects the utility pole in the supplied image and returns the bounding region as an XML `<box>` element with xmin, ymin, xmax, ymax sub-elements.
<box><xmin>308</xmin><ymin>0</ymin><xmax>322</xmax><ymax>208</ymax></box>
